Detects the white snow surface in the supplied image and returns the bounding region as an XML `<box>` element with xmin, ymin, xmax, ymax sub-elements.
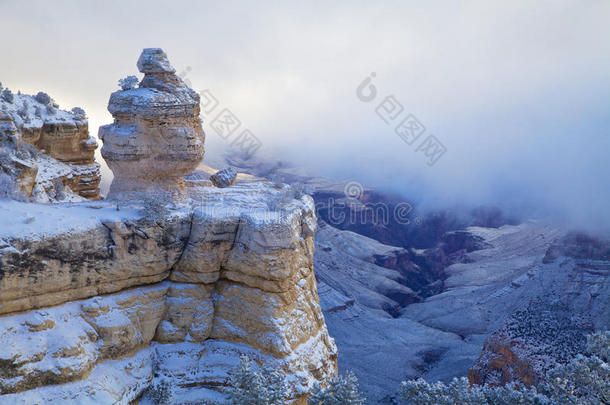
<box><xmin>0</xmin><ymin>349</ymin><xmax>153</xmax><ymax>405</ymax></box>
<box><xmin>0</xmin><ymin>91</ymin><xmax>84</xmax><ymax>130</ymax></box>
<box><xmin>0</xmin><ymin>199</ymin><xmax>139</xmax><ymax>240</ymax></box>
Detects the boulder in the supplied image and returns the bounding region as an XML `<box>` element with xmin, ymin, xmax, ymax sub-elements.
<box><xmin>210</xmin><ymin>166</ymin><xmax>237</xmax><ymax>188</ymax></box>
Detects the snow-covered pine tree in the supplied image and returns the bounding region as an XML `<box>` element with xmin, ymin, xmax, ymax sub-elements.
<box><xmin>34</xmin><ymin>92</ymin><xmax>51</xmax><ymax>105</ymax></box>
<box><xmin>400</xmin><ymin>330</ymin><xmax>610</xmax><ymax>405</ymax></box>
<box><xmin>543</xmin><ymin>330</ymin><xmax>610</xmax><ymax>404</ymax></box>
<box><xmin>118</xmin><ymin>75</ymin><xmax>139</xmax><ymax>91</ymax></box>
<box><xmin>308</xmin><ymin>371</ymin><xmax>365</xmax><ymax>405</ymax></box>
<box><xmin>228</xmin><ymin>355</ymin><xmax>287</xmax><ymax>405</ymax></box>
<box><xmin>401</xmin><ymin>377</ymin><xmax>550</xmax><ymax>405</ymax></box>
<box><xmin>71</xmin><ymin>107</ymin><xmax>86</xmax><ymax>118</ymax></box>
<box><xmin>140</xmin><ymin>380</ymin><xmax>173</xmax><ymax>405</ymax></box>
<box><xmin>261</xmin><ymin>365</ymin><xmax>288</xmax><ymax>404</ymax></box>
<box><xmin>1</xmin><ymin>89</ymin><xmax>14</xmax><ymax>103</ymax></box>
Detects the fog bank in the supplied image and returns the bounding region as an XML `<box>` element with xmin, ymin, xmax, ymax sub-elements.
<box><xmin>1</xmin><ymin>0</ymin><xmax>608</xmax><ymax>230</ymax></box>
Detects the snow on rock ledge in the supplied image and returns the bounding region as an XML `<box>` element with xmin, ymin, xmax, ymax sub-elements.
<box><xmin>0</xmin><ymin>180</ymin><xmax>337</xmax><ymax>402</ymax></box>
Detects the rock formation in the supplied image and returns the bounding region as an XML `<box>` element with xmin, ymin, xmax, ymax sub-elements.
<box><xmin>0</xmin><ymin>49</ymin><xmax>337</xmax><ymax>403</ymax></box>
<box><xmin>0</xmin><ymin>91</ymin><xmax>101</xmax><ymax>201</ymax></box>
<box><xmin>0</xmin><ymin>183</ymin><xmax>337</xmax><ymax>403</ymax></box>
<box><xmin>100</xmin><ymin>48</ymin><xmax>205</xmax><ymax>200</ymax></box>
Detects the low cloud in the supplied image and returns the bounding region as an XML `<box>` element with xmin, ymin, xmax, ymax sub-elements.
<box><xmin>2</xmin><ymin>0</ymin><xmax>608</xmax><ymax>231</ymax></box>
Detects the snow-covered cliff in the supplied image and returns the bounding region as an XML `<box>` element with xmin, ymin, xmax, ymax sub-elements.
<box><xmin>0</xmin><ymin>87</ymin><xmax>100</xmax><ymax>202</ymax></box>
<box><xmin>0</xmin><ymin>49</ymin><xmax>337</xmax><ymax>404</ymax></box>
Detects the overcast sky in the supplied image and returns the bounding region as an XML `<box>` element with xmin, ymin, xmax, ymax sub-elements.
<box><xmin>1</xmin><ymin>0</ymin><xmax>609</xmax><ymax>230</ymax></box>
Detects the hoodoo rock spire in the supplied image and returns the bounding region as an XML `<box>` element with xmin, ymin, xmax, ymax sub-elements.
<box><xmin>100</xmin><ymin>48</ymin><xmax>205</xmax><ymax>200</ymax></box>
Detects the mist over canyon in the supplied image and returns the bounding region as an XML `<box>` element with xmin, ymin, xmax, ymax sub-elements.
<box><xmin>2</xmin><ymin>0</ymin><xmax>609</xmax><ymax>232</ymax></box>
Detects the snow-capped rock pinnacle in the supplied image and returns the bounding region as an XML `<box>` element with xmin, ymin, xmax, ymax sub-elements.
<box><xmin>100</xmin><ymin>48</ymin><xmax>205</xmax><ymax>200</ymax></box>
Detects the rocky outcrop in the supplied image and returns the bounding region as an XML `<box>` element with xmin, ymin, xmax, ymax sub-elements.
<box><xmin>100</xmin><ymin>48</ymin><xmax>205</xmax><ymax>200</ymax></box>
<box><xmin>0</xmin><ymin>181</ymin><xmax>337</xmax><ymax>402</ymax></box>
<box><xmin>204</xmin><ymin>153</ymin><xmax>535</xmax><ymax>403</ymax></box>
<box><xmin>0</xmin><ymin>91</ymin><xmax>100</xmax><ymax>200</ymax></box>
<box><xmin>469</xmin><ymin>233</ymin><xmax>610</xmax><ymax>387</ymax></box>
<box><xmin>0</xmin><ymin>48</ymin><xmax>336</xmax><ymax>403</ymax></box>
<box><xmin>0</xmin><ymin>209</ymin><xmax>189</xmax><ymax>315</ymax></box>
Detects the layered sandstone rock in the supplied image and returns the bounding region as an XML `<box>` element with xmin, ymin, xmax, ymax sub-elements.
<box><xmin>0</xmin><ymin>91</ymin><xmax>101</xmax><ymax>201</ymax></box>
<box><xmin>0</xmin><ymin>181</ymin><xmax>337</xmax><ymax>402</ymax></box>
<box><xmin>100</xmin><ymin>48</ymin><xmax>205</xmax><ymax>200</ymax></box>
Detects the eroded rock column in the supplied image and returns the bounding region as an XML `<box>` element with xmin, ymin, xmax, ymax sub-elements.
<box><xmin>100</xmin><ymin>48</ymin><xmax>205</xmax><ymax>200</ymax></box>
